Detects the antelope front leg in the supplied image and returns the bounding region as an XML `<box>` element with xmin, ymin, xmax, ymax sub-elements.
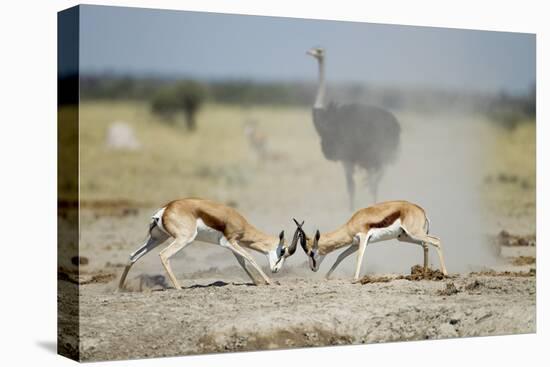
<box><xmin>227</xmin><ymin>240</ymin><xmax>271</xmax><ymax>285</ymax></box>
<box><xmin>352</xmin><ymin>233</ymin><xmax>369</xmax><ymax>283</ymax></box>
<box><xmin>326</xmin><ymin>245</ymin><xmax>358</xmax><ymax>280</ymax></box>
<box><xmin>232</xmin><ymin>252</ymin><xmax>262</xmax><ymax>285</ymax></box>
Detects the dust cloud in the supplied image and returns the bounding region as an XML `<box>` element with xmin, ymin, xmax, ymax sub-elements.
<box><xmin>277</xmin><ymin>111</ymin><xmax>499</xmax><ymax>277</ymax></box>
<box><xmin>161</xmin><ymin>112</ymin><xmax>500</xmax><ymax>279</ymax></box>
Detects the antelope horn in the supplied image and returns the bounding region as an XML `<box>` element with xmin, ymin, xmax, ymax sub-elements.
<box><xmin>293</xmin><ymin>218</ymin><xmax>304</xmax><ymax>229</ymax></box>
<box><xmin>289</xmin><ymin>218</ymin><xmax>304</xmax><ymax>255</ymax></box>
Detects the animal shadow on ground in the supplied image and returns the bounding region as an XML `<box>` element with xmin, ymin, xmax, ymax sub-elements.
<box><xmin>187</xmin><ymin>280</ymin><xmax>255</xmax><ymax>288</ymax></box>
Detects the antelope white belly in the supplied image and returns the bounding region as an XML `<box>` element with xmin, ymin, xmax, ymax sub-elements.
<box><xmin>195</xmin><ymin>218</ymin><xmax>224</xmax><ymax>244</ymax></box>
<box><xmin>368</xmin><ymin>219</ymin><xmax>402</xmax><ymax>243</ymax></box>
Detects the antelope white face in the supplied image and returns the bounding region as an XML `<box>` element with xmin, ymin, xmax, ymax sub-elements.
<box><xmin>268</xmin><ymin>247</ymin><xmax>285</xmax><ymax>273</ymax></box>
<box><xmin>298</xmin><ymin>228</ymin><xmax>326</xmax><ymax>272</ymax></box>
<box><xmin>268</xmin><ymin>230</ymin><xmax>298</xmax><ymax>273</ymax></box>
<box><xmin>308</xmin><ymin>249</ymin><xmax>326</xmax><ymax>272</ymax></box>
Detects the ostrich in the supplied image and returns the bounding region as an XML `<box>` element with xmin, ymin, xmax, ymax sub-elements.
<box><xmin>306</xmin><ymin>47</ymin><xmax>401</xmax><ymax>210</ymax></box>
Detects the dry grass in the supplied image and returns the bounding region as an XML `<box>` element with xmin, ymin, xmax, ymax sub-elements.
<box><xmin>79</xmin><ymin>101</ymin><xmax>331</xmax><ymax>208</ymax></box>
<box><xmin>511</xmin><ymin>256</ymin><xmax>536</xmax><ymax>266</ymax></box>
<box><xmin>482</xmin><ymin>121</ymin><xmax>536</xmax><ymax>234</ymax></box>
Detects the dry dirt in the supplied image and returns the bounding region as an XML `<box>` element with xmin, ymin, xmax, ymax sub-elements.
<box><xmin>68</xmin><ymin>198</ymin><xmax>536</xmax><ymax>361</ymax></box>
<box><xmin>74</xmin><ymin>268</ymin><xmax>535</xmax><ymax>361</ymax></box>
<box><xmin>69</xmin><ymin>204</ymin><xmax>536</xmax><ymax>361</ymax></box>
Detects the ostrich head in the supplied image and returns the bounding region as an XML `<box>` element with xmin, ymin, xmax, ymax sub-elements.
<box><xmin>306</xmin><ymin>47</ymin><xmax>325</xmax><ymax>60</ymax></box>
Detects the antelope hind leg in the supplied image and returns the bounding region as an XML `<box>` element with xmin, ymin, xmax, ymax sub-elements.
<box><xmin>159</xmin><ymin>237</ymin><xmax>193</xmax><ymax>290</ymax></box>
<box><xmin>118</xmin><ymin>233</ymin><xmax>166</xmax><ymax>291</ymax></box>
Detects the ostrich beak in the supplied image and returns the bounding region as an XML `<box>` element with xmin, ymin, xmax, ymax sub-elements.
<box><xmin>306</xmin><ymin>50</ymin><xmax>315</xmax><ymax>56</ymax></box>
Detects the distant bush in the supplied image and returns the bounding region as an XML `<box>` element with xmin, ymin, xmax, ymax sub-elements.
<box><xmin>79</xmin><ymin>74</ymin><xmax>536</xmax><ymax>123</ymax></box>
<box><xmin>209</xmin><ymin>81</ymin><xmax>313</xmax><ymax>106</ymax></box>
<box><xmin>80</xmin><ymin>74</ymin><xmax>314</xmax><ymax>107</ymax></box>
<box><xmin>80</xmin><ymin>74</ymin><xmax>162</xmax><ymax>100</ymax></box>
<box><xmin>151</xmin><ymin>81</ymin><xmax>206</xmax><ymax>131</ymax></box>
<box><xmin>486</xmin><ymin>85</ymin><xmax>536</xmax><ymax>129</ymax></box>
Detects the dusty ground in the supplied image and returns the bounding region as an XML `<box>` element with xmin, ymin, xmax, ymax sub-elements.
<box><xmin>74</xmin><ymin>270</ymin><xmax>535</xmax><ymax>361</ymax></box>
<box><xmin>60</xmin><ymin>102</ymin><xmax>536</xmax><ymax>361</ymax></box>
<box><xmin>70</xmin><ymin>205</ymin><xmax>535</xmax><ymax>361</ymax></box>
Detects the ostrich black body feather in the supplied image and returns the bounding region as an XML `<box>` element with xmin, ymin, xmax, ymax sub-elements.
<box><xmin>312</xmin><ymin>102</ymin><xmax>401</xmax><ymax>174</ymax></box>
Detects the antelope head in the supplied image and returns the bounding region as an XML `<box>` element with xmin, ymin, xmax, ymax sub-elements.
<box><xmin>294</xmin><ymin>219</ymin><xmax>326</xmax><ymax>272</ymax></box>
<box><xmin>269</xmin><ymin>223</ymin><xmax>301</xmax><ymax>273</ymax></box>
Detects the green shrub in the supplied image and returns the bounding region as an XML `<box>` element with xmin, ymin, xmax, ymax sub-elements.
<box><xmin>151</xmin><ymin>81</ymin><xmax>206</xmax><ymax>131</ymax></box>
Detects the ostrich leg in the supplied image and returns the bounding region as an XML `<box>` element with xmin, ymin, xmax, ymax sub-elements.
<box><xmin>368</xmin><ymin>169</ymin><xmax>383</xmax><ymax>203</ymax></box>
<box><xmin>343</xmin><ymin>162</ymin><xmax>355</xmax><ymax>211</ymax></box>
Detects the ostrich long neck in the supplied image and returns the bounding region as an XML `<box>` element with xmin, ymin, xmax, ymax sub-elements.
<box><xmin>314</xmin><ymin>58</ymin><xmax>326</xmax><ymax>109</ymax></box>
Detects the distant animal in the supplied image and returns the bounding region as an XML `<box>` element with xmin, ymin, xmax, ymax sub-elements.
<box><xmin>118</xmin><ymin>198</ymin><xmax>300</xmax><ymax>290</ymax></box>
<box><xmin>105</xmin><ymin>121</ymin><xmax>141</xmax><ymax>151</ymax></box>
<box><xmin>243</xmin><ymin>119</ymin><xmax>268</xmax><ymax>160</ymax></box>
<box><xmin>243</xmin><ymin>119</ymin><xmax>286</xmax><ymax>162</ymax></box>
<box><xmin>307</xmin><ymin>47</ymin><xmax>401</xmax><ymax>210</ymax></box>
<box><xmin>294</xmin><ymin>200</ymin><xmax>448</xmax><ymax>282</ymax></box>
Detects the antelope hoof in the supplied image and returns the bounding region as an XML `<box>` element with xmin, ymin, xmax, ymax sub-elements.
<box><xmin>351</xmin><ymin>278</ymin><xmax>361</xmax><ymax>284</ymax></box>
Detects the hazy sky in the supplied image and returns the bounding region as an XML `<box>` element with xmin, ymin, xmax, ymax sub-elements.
<box><xmin>79</xmin><ymin>5</ymin><xmax>535</xmax><ymax>93</ymax></box>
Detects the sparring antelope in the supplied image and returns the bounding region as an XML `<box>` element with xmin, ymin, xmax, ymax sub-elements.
<box><xmin>294</xmin><ymin>200</ymin><xmax>448</xmax><ymax>282</ymax></box>
<box><xmin>118</xmin><ymin>198</ymin><xmax>301</xmax><ymax>290</ymax></box>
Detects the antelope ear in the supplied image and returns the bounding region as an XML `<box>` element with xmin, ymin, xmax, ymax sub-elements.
<box><xmin>315</xmin><ymin>230</ymin><xmax>321</xmax><ymax>241</ymax></box>
<box><xmin>279</xmin><ymin>230</ymin><xmax>285</xmax><ymax>240</ymax></box>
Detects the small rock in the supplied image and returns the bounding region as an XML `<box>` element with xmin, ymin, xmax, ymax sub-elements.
<box><xmin>465</xmin><ymin>280</ymin><xmax>483</xmax><ymax>291</ymax></box>
<box><xmin>437</xmin><ymin>282</ymin><xmax>459</xmax><ymax>296</ymax></box>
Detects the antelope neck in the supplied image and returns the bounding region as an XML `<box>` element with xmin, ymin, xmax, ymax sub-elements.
<box><xmin>318</xmin><ymin>226</ymin><xmax>353</xmax><ymax>255</ymax></box>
